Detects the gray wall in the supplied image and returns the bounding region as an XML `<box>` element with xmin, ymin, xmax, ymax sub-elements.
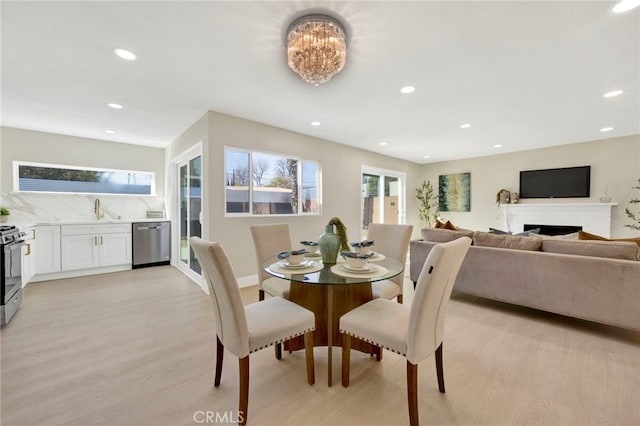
<box><xmin>168</xmin><ymin>111</ymin><xmax>423</xmax><ymax>278</ymax></box>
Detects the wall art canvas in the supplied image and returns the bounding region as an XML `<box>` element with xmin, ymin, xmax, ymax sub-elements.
<box><xmin>439</xmin><ymin>172</ymin><xmax>471</xmax><ymax>212</ymax></box>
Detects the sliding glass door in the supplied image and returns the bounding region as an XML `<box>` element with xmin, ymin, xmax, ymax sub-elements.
<box><xmin>173</xmin><ymin>144</ymin><xmax>203</xmax><ymax>280</ymax></box>
<box><xmin>179</xmin><ymin>156</ymin><xmax>202</xmax><ymax>275</ymax></box>
<box><xmin>361</xmin><ymin>167</ymin><xmax>406</xmax><ymax>239</ymax></box>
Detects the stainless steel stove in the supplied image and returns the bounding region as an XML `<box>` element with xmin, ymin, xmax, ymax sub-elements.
<box><xmin>1</xmin><ymin>225</ymin><xmax>26</xmax><ymax>325</ymax></box>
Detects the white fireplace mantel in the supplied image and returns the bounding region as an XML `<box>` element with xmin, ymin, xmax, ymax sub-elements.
<box><xmin>499</xmin><ymin>203</ymin><xmax>617</xmax><ymax>237</ymax></box>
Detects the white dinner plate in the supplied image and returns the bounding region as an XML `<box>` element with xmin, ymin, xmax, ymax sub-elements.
<box><xmin>278</xmin><ymin>260</ymin><xmax>313</xmax><ymax>269</ymax></box>
<box><xmin>341</xmin><ymin>263</ymin><xmax>377</xmax><ymax>273</ymax></box>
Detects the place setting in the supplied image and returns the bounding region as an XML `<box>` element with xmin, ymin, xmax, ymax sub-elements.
<box><xmin>350</xmin><ymin>239</ymin><xmax>385</xmax><ymax>261</ymax></box>
<box><xmin>269</xmin><ymin>249</ymin><xmax>323</xmax><ymax>274</ymax></box>
<box><xmin>331</xmin><ymin>250</ymin><xmax>388</xmax><ymax>278</ymax></box>
<box><xmin>300</xmin><ymin>240</ymin><xmax>322</xmax><ymax>259</ymax></box>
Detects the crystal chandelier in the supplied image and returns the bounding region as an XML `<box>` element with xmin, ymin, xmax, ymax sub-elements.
<box><xmin>286</xmin><ymin>14</ymin><xmax>347</xmax><ymax>85</ymax></box>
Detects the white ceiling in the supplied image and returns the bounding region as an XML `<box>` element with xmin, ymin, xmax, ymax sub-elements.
<box><xmin>2</xmin><ymin>1</ymin><xmax>638</xmax><ymax>164</ymax></box>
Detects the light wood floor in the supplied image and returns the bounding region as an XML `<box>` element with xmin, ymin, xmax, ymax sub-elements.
<box><xmin>1</xmin><ymin>266</ymin><xmax>639</xmax><ymax>426</ymax></box>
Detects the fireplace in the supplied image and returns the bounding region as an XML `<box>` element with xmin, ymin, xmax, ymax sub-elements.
<box><xmin>524</xmin><ymin>224</ymin><xmax>582</xmax><ymax>236</ymax></box>
<box><xmin>500</xmin><ymin>203</ymin><xmax>615</xmax><ymax>238</ymax></box>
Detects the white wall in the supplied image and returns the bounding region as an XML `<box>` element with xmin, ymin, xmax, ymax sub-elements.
<box><xmin>420</xmin><ymin>134</ymin><xmax>640</xmax><ymax>238</ymax></box>
<box><xmin>168</xmin><ymin>111</ymin><xmax>423</xmax><ymax>278</ymax></box>
<box><xmin>0</xmin><ymin>127</ymin><xmax>166</xmax><ymax>223</ymax></box>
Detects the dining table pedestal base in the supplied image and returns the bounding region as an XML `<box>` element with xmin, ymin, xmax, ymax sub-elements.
<box><xmin>284</xmin><ymin>281</ymin><xmax>381</xmax><ymax>386</ymax></box>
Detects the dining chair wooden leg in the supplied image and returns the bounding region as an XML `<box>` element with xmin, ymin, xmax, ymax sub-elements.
<box><xmin>275</xmin><ymin>343</ymin><xmax>282</xmax><ymax>360</ymax></box>
<box><xmin>435</xmin><ymin>342</ymin><xmax>445</xmax><ymax>393</ymax></box>
<box><xmin>397</xmin><ymin>295</ymin><xmax>403</xmax><ymax>304</ymax></box>
<box><xmin>376</xmin><ymin>346</ymin><xmax>383</xmax><ymax>361</ymax></box>
<box><xmin>304</xmin><ymin>331</ymin><xmax>315</xmax><ymax>385</ymax></box>
<box><xmin>215</xmin><ymin>335</ymin><xmax>224</xmax><ymax>387</ymax></box>
<box><xmin>238</xmin><ymin>356</ymin><xmax>249</xmax><ymax>426</ymax></box>
<box><xmin>407</xmin><ymin>361</ymin><xmax>419</xmax><ymax>426</ymax></box>
<box><xmin>341</xmin><ymin>333</ymin><xmax>351</xmax><ymax>387</ymax></box>
<box><xmin>258</xmin><ymin>289</ymin><xmax>265</xmax><ymax>301</ymax></box>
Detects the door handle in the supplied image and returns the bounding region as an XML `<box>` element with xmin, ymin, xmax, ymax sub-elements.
<box><xmin>100</xmin><ymin>236</ymin><xmax>103</xmax><ymax>245</ymax></box>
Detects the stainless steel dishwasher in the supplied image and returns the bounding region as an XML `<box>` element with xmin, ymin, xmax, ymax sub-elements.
<box><xmin>132</xmin><ymin>221</ymin><xmax>171</xmax><ymax>268</ymax></box>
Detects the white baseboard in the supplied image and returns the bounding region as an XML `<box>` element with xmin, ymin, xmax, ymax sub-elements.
<box><xmin>237</xmin><ymin>274</ymin><xmax>258</xmax><ymax>288</ymax></box>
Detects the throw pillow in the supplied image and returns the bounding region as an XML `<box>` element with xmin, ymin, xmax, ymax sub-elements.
<box><xmin>489</xmin><ymin>227</ymin><xmax>540</xmax><ymax>236</ymax></box>
<box><xmin>578</xmin><ymin>231</ymin><xmax>640</xmax><ymax>249</ymax></box>
<box><xmin>422</xmin><ymin>227</ymin><xmax>474</xmax><ymax>243</ymax></box>
<box><xmin>489</xmin><ymin>227</ymin><xmax>509</xmax><ymax>234</ymax></box>
<box><xmin>435</xmin><ymin>220</ymin><xmax>457</xmax><ymax>230</ymax></box>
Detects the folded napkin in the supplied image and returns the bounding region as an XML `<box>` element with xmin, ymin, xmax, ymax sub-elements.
<box><xmin>351</xmin><ymin>240</ymin><xmax>375</xmax><ymax>248</ymax></box>
<box><xmin>276</xmin><ymin>249</ymin><xmax>308</xmax><ymax>259</ymax></box>
<box><xmin>340</xmin><ymin>250</ymin><xmax>375</xmax><ymax>259</ymax></box>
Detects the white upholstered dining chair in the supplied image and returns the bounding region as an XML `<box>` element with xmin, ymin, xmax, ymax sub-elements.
<box><xmin>366</xmin><ymin>223</ymin><xmax>413</xmax><ymax>303</ymax></box>
<box><xmin>190</xmin><ymin>237</ymin><xmax>315</xmax><ymax>426</ymax></box>
<box><xmin>339</xmin><ymin>236</ymin><xmax>471</xmax><ymax>426</ymax></box>
<box><xmin>250</xmin><ymin>223</ymin><xmax>292</xmax><ymax>301</ymax></box>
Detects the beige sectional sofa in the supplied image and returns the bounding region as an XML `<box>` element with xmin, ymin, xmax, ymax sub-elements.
<box><xmin>409</xmin><ymin>228</ymin><xmax>640</xmax><ymax>331</ymax></box>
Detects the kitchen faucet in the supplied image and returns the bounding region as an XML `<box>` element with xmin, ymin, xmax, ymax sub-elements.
<box><xmin>94</xmin><ymin>198</ymin><xmax>104</xmax><ymax>220</ymax></box>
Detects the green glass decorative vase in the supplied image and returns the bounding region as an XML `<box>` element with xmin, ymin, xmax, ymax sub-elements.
<box><xmin>318</xmin><ymin>224</ymin><xmax>341</xmax><ymax>264</ymax></box>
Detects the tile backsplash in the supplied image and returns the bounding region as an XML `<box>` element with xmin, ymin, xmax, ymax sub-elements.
<box><xmin>0</xmin><ymin>191</ymin><xmax>166</xmax><ymax>223</ymax></box>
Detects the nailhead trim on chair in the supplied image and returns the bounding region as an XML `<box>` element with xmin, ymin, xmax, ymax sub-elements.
<box><xmin>249</xmin><ymin>327</ymin><xmax>315</xmax><ymax>354</ymax></box>
<box><xmin>339</xmin><ymin>329</ymin><xmax>406</xmax><ymax>357</ymax></box>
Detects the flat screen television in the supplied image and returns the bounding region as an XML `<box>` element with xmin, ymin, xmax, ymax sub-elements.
<box><xmin>519</xmin><ymin>166</ymin><xmax>591</xmax><ymax>199</ymax></box>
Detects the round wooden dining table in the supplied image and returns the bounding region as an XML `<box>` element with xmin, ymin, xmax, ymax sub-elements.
<box><xmin>263</xmin><ymin>255</ymin><xmax>404</xmax><ymax>386</ymax></box>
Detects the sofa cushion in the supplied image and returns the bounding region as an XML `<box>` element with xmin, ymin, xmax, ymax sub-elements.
<box><xmin>578</xmin><ymin>230</ymin><xmax>640</xmax><ymax>249</ymax></box>
<box><xmin>541</xmin><ymin>232</ymin><xmax>580</xmax><ymax>240</ymax></box>
<box><xmin>472</xmin><ymin>231</ymin><xmax>542</xmax><ymax>251</ymax></box>
<box><xmin>422</xmin><ymin>227</ymin><xmax>474</xmax><ymax>243</ymax></box>
<box><xmin>542</xmin><ymin>238</ymin><xmax>640</xmax><ymax>261</ymax></box>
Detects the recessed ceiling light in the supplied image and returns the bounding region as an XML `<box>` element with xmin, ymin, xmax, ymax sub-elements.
<box><xmin>493</xmin><ymin>144</ymin><xmax>502</xmax><ymax>148</ymax></box>
<box><xmin>379</xmin><ymin>142</ymin><xmax>388</xmax><ymax>146</ymax></box>
<box><xmin>400</xmin><ymin>85</ymin><xmax>416</xmax><ymax>94</ymax></box>
<box><xmin>600</xmin><ymin>127</ymin><xmax>614</xmax><ymax>132</ymax></box>
<box><xmin>310</xmin><ymin>121</ymin><xmax>321</xmax><ymax>126</ymax></box>
<box><xmin>107</xmin><ymin>103</ymin><xmax>123</xmax><ymax>109</ymax></box>
<box><xmin>105</xmin><ymin>130</ymin><xmax>116</xmax><ymax>134</ymax></box>
<box><xmin>613</xmin><ymin>0</ymin><xmax>640</xmax><ymax>13</ymax></box>
<box><xmin>603</xmin><ymin>90</ymin><xmax>624</xmax><ymax>98</ymax></box>
<box><xmin>114</xmin><ymin>48</ymin><xmax>136</xmax><ymax>61</ymax></box>
<box><xmin>423</xmin><ymin>155</ymin><xmax>431</xmax><ymax>159</ymax></box>
<box><xmin>460</xmin><ymin>123</ymin><xmax>471</xmax><ymax>129</ymax></box>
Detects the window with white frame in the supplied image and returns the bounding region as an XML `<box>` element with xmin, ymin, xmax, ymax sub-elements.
<box><xmin>13</xmin><ymin>161</ymin><xmax>155</xmax><ymax>195</ymax></box>
<box><xmin>225</xmin><ymin>147</ymin><xmax>321</xmax><ymax>215</ymax></box>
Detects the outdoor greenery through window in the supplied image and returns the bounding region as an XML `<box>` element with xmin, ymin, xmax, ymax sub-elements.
<box><xmin>14</xmin><ymin>161</ymin><xmax>155</xmax><ymax>195</ymax></box>
<box><xmin>225</xmin><ymin>147</ymin><xmax>320</xmax><ymax>215</ymax></box>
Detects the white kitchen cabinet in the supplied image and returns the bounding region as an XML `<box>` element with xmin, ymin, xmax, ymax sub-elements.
<box><xmin>61</xmin><ymin>224</ymin><xmax>131</xmax><ymax>271</ymax></box>
<box><xmin>100</xmin><ymin>232</ymin><xmax>132</xmax><ymax>267</ymax></box>
<box><xmin>35</xmin><ymin>225</ymin><xmax>61</xmax><ymax>274</ymax></box>
<box><xmin>21</xmin><ymin>227</ymin><xmax>37</xmax><ymax>286</ymax></box>
<box><xmin>61</xmin><ymin>234</ymin><xmax>100</xmax><ymax>271</ymax></box>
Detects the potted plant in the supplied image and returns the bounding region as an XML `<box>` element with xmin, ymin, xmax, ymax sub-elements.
<box><xmin>624</xmin><ymin>178</ymin><xmax>640</xmax><ymax>231</ymax></box>
<box><xmin>0</xmin><ymin>207</ymin><xmax>10</xmax><ymax>223</ymax></box>
<box><xmin>416</xmin><ymin>180</ymin><xmax>439</xmax><ymax>227</ymax></box>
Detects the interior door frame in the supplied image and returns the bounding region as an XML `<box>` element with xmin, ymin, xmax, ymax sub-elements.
<box><xmin>170</xmin><ymin>142</ymin><xmax>204</xmax><ymax>286</ymax></box>
<box><xmin>360</xmin><ymin>165</ymin><xmax>407</xmax><ymax>238</ymax></box>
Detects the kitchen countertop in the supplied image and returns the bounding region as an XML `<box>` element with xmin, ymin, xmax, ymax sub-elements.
<box><xmin>5</xmin><ymin>218</ymin><xmax>169</xmax><ymax>229</ymax></box>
